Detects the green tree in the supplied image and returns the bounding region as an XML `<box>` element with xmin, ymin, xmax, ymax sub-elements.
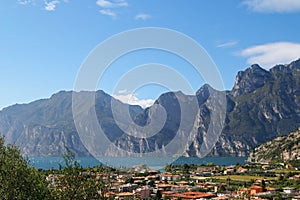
<box><xmin>218</xmin><ymin>185</ymin><xmax>226</xmax><ymax>192</ymax></box>
<box><xmin>0</xmin><ymin>136</ymin><xmax>50</xmax><ymax>200</ymax></box>
<box><xmin>261</xmin><ymin>180</ymin><xmax>266</xmax><ymax>191</ymax></box>
<box><xmin>182</xmin><ymin>163</ymin><xmax>189</xmax><ymax>173</ymax></box>
<box><xmin>124</xmin><ymin>176</ymin><xmax>134</xmax><ymax>184</ymax></box>
<box><xmin>277</xmin><ymin>175</ymin><xmax>283</xmax><ymax>181</ymax></box>
<box><xmin>165</xmin><ymin>164</ymin><xmax>172</xmax><ymax>172</ymax></box>
<box><xmin>49</xmin><ymin>148</ymin><xmax>105</xmax><ymax>200</ymax></box>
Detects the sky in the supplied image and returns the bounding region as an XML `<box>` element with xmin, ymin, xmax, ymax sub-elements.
<box><xmin>1</xmin><ymin>0</ymin><xmax>300</xmax><ymax>109</ymax></box>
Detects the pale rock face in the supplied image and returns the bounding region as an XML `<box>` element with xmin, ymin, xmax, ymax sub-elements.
<box><xmin>0</xmin><ymin>59</ymin><xmax>300</xmax><ymax>157</ymax></box>
<box><xmin>232</xmin><ymin>64</ymin><xmax>272</xmax><ymax>97</ymax></box>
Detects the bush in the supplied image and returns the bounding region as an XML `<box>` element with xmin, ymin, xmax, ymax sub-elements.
<box><xmin>0</xmin><ymin>136</ymin><xmax>50</xmax><ymax>199</ymax></box>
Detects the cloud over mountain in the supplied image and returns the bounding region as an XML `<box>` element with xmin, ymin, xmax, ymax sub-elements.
<box><xmin>113</xmin><ymin>90</ymin><xmax>155</xmax><ymax>108</ymax></box>
<box><xmin>240</xmin><ymin>42</ymin><xmax>300</xmax><ymax>69</ymax></box>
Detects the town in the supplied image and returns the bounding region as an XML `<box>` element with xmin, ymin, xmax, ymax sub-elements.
<box><xmin>45</xmin><ymin>158</ymin><xmax>300</xmax><ymax>199</ymax></box>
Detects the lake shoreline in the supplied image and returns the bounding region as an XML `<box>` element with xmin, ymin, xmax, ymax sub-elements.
<box><xmin>29</xmin><ymin>156</ymin><xmax>247</xmax><ymax>170</ymax></box>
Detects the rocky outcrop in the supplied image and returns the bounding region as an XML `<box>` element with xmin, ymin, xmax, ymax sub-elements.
<box><xmin>247</xmin><ymin>127</ymin><xmax>300</xmax><ymax>163</ymax></box>
<box><xmin>232</xmin><ymin>64</ymin><xmax>273</xmax><ymax>97</ymax></box>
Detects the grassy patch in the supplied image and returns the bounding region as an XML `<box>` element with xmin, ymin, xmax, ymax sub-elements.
<box><xmin>213</xmin><ymin>175</ymin><xmax>276</xmax><ymax>182</ymax></box>
<box><xmin>271</xmin><ymin>169</ymin><xmax>300</xmax><ymax>173</ymax></box>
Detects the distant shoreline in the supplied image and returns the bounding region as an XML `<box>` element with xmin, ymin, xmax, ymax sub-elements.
<box><xmin>29</xmin><ymin>156</ymin><xmax>247</xmax><ymax>170</ymax></box>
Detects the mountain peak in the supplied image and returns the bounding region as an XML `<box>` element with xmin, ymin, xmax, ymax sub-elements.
<box><xmin>50</xmin><ymin>90</ymin><xmax>71</xmax><ymax>99</ymax></box>
<box><xmin>269</xmin><ymin>59</ymin><xmax>300</xmax><ymax>74</ymax></box>
<box><xmin>197</xmin><ymin>83</ymin><xmax>212</xmax><ymax>92</ymax></box>
<box><xmin>154</xmin><ymin>91</ymin><xmax>182</xmax><ymax>105</ymax></box>
<box><xmin>288</xmin><ymin>58</ymin><xmax>300</xmax><ymax>70</ymax></box>
<box><xmin>232</xmin><ymin>64</ymin><xmax>272</xmax><ymax>97</ymax></box>
<box><xmin>196</xmin><ymin>84</ymin><xmax>213</xmax><ymax>105</ymax></box>
<box><xmin>250</xmin><ymin>63</ymin><xmax>263</xmax><ymax>70</ymax></box>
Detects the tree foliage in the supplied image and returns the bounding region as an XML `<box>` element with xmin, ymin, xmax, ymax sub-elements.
<box><xmin>49</xmin><ymin>148</ymin><xmax>107</xmax><ymax>199</ymax></box>
<box><xmin>0</xmin><ymin>136</ymin><xmax>50</xmax><ymax>199</ymax></box>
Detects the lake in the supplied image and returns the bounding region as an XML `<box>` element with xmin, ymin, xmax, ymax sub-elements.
<box><xmin>29</xmin><ymin>156</ymin><xmax>247</xmax><ymax>170</ymax></box>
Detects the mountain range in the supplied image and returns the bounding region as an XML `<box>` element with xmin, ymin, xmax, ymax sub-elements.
<box><xmin>0</xmin><ymin>59</ymin><xmax>300</xmax><ymax>157</ymax></box>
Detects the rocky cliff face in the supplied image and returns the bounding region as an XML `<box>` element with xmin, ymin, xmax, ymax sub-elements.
<box><xmin>247</xmin><ymin>127</ymin><xmax>300</xmax><ymax>163</ymax></box>
<box><xmin>232</xmin><ymin>64</ymin><xmax>273</xmax><ymax>97</ymax></box>
<box><xmin>0</xmin><ymin>59</ymin><xmax>300</xmax><ymax>157</ymax></box>
<box><xmin>187</xmin><ymin>59</ymin><xmax>300</xmax><ymax>156</ymax></box>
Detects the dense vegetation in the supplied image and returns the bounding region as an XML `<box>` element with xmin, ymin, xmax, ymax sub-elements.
<box><xmin>0</xmin><ymin>136</ymin><xmax>50</xmax><ymax>199</ymax></box>
<box><xmin>0</xmin><ymin>136</ymin><xmax>108</xmax><ymax>200</ymax></box>
<box><xmin>248</xmin><ymin>127</ymin><xmax>300</xmax><ymax>163</ymax></box>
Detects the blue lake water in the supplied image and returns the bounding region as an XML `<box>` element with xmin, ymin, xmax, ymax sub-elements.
<box><xmin>29</xmin><ymin>156</ymin><xmax>247</xmax><ymax>170</ymax></box>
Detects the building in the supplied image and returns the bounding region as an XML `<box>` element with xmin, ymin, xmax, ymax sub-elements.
<box><xmin>167</xmin><ymin>191</ymin><xmax>216</xmax><ymax>199</ymax></box>
<box><xmin>119</xmin><ymin>183</ymin><xmax>138</xmax><ymax>192</ymax></box>
<box><xmin>283</xmin><ymin>187</ymin><xmax>296</xmax><ymax>194</ymax></box>
<box><xmin>265</xmin><ymin>187</ymin><xmax>276</xmax><ymax>194</ymax></box>
<box><xmin>249</xmin><ymin>186</ymin><xmax>263</xmax><ymax>196</ymax></box>
<box><xmin>116</xmin><ymin>192</ymin><xmax>134</xmax><ymax>200</ymax></box>
<box><xmin>161</xmin><ymin>172</ymin><xmax>182</xmax><ymax>181</ymax></box>
<box><xmin>134</xmin><ymin>186</ymin><xmax>151</xmax><ymax>199</ymax></box>
<box><xmin>161</xmin><ymin>172</ymin><xmax>173</xmax><ymax>181</ymax></box>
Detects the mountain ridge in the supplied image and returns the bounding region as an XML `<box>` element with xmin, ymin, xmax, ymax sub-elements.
<box><xmin>0</xmin><ymin>59</ymin><xmax>300</xmax><ymax>157</ymax></box>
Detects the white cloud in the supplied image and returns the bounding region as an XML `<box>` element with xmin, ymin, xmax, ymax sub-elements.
<box><xmin>96</xmin><ymin>0</ymin><xmax>128</xmax><ymax>18</ymax></box>
<box><xmin>44</xmin><ymin>0</ymin><xmax>60</xmax><ymax>11</ymax></box>
<box><xmin>100</xmin><ymin>9</ymin><xmax>117</xmax><ymax>18</ymax></box>
<box><xmin>217</xmin><ymin>41</ymin><xmax>238</xmax><ymax>48</ymax></box>
<box><xmin>117</xmin><ymin>89</ymin><xmax>130</xmax><ymax>94</ymax></box>
<box><xmin>243</xmin><ymin>0</ymin><xmax>300</xmax><ymax>13</ymax></box>
<box><xmin>17</xmin><ymin>0</ymin><xmax>34</xmax><ymax>5</ymax></box>
<box><xmin>240</xmin><ymin>42</ymin><xmax>300</xmax><ymax>69</ymax></box>
<box><xmin>113</xmin><ymin>92</ymin><xmax>155</xmax><ymax>109</ymax></box>
<box><xmin>135</xmin><ymin>13</ymin><xmax>152</xmax><ymax>20</ymax></box>
<box><xmin>18</xmin><ymin>0</ymin><xmax>69</xmax><ymax>11</ymax></box>
<box><xmin>96</xmin><ymin>0</ymin><xmax>128</xmax><ymax>8</ymax></box>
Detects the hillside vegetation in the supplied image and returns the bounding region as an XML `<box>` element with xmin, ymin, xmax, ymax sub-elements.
<box><xmin>248</xmin><ymin>127</ymin><xmax>300</xmax><ymax>163</ymax></box>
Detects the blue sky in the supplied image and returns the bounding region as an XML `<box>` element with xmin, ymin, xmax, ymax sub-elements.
<box><xmin>1</xmin><ymin>0</ymin><xmax>300</xmax><ymax>109</ymax></box>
